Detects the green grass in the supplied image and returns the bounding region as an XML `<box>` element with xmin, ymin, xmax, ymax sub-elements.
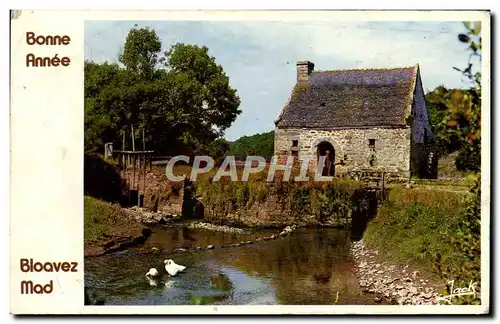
<box><xmin>84</xmin><ymin>196</ymin><xmax>140</xmax><ymax>244</ymax></box>
<box><xmin>411</xmin><ymin>173</ymin><xmax>478</xmax><ymax>187</ymax></box>
<box><xmin>363</xmin><ymin>186</ymin><xmax>471</xmax><ymax>279</ymax></box>
<box><xmin>437</xmin><ymin>151</ymin><xmax>467</xmax><ymax>178</ymax></box>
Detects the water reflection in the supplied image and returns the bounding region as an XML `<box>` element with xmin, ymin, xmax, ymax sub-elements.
<box><xmin>140</xmin><ymin>224</ymin><xmax>274</xmax><ymax>251</ymax></box>
<box><xmin>85</xmin><ymin>228</ymin><xmax>384</xmax><ymax>305</ymax></box>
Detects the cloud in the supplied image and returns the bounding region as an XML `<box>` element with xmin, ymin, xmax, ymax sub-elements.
<box><xmin>85</xmin><ymin>20</ymin><xmax>475</xmax><ymax>140</ymax></box>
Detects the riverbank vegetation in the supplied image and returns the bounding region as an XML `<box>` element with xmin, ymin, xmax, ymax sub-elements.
<box><xmin>84</xmin><ymin>196</ymin><xmax>145</xmax><ymax>253</ymax></box>
<box><xmin>363</xmin><ymin>182</ymin><xmax>481</xmax><ymax>304</ymax></box>
<box><xmin>195</xmin><ymin>175</ymin><xmax>377</xmax><ymax>228</ymax></box>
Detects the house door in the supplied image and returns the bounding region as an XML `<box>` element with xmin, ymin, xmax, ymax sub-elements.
<box><xmin>317</xmin><ymin>141</ymin><xmax>335</xmax><ymax>176</ymax></box>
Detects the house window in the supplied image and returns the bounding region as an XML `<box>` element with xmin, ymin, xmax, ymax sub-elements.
<box><xmin>292</xmin><ymin>140</ymin><xmax>298</xmax><ymax>148</ymax></box>
<box><xmin>291</xmin><ymin>150</ymin><xmax>299</xmax><ymax>157</ymax></box>
<box><xmin>368</xmin><ymin>139</ymin><xmax>376</xmax><ymax>151</ymax></box>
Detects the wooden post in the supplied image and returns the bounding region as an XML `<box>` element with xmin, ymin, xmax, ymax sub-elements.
<box><xmin>131</xmin><ymin>125</ymin><xmax>135</xmax><ymax>152</ymax></box>
<box><xmin>122</xmin><ymin>131</ymin><xmax>126</xmax><ymax>168</ymax></box>
<box><xmin>126</xmin><ymin>153</ymin><xmax>131</xmax><ymax>205</ymax></box>
<box><xmin>142</xmin><ymin>153</ymin><xmax>147</xmax><ymax>207</ymax></box>
<box><xmin>132</xmin><ymin>155</ymin><xmax>136</xmax><ymax>196</ymax></box>
<box><xmin>142</xmin><ymin>128</ymin><xmax>146</xmax><ymax>151</ymax></box>
<box><xmin>381</xmin><ymin>170</ymin><xmax>385</xmax><ymax>200</ymax></box>
<box><xmin>137</xmin><ymin>153</ymin><xmax>141</xmax><ymax>207</ymax></box>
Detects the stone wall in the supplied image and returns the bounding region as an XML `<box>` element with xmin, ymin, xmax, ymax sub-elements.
<box><xmin>196</xmin><ymin>179</ymin><xmax>379</xmax><ymax>228</ymax></box>
<box><xmin>274</xmin><ymin>127</ymin><xmax>412</xmax><ymax>175</ymax></box>
<box><xmin>122</xmin><ymin>168</ymin><xmax>184</xmax><ymax>216</ymax></box>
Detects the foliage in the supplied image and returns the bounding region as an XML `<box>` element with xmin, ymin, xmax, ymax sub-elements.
<box><xmin>439</xmin><ymin>179</ymin><xmax>481</xmax><ymax>304</ymax></box>
<box><xmin>455</xmin><ymin>145</ymin><xmax>481</xmax><ymax>172</ymax></box>
<box><xmin>454</xmin><ymin>22</ymin><xmax>482</xmax><ymax>86</ymax></box>
<box><xmin>425</xmin><ymin>87</ymin><xmax>466</xmax><ymax>155</ymax></box>
<box><xmin>226</xmin><ymin>131</ymin><xmax>275</xmax><ymax>160</ymax></box>
<box><xmin>85</xmin><ymin>25</ymin><xmax>241</xmax><ymax>155</ymax></box>
<box><xmin>84</xmin><ymin>154</ymin><xmax>127</xmax><ymax>203</ymax></box>
<box><xmin>424</xmin><ymin>21</ymin><xmax>482</xmax><ymax>173</ymax></box>
<box><xmin>204</xmin><ymin>138</ymin><xmax>231</xmax><ymax>162</ymax></box>
<box><xmin>118</xmin><ymin>26</ymin><xmax>162</xmax><ymax>79</ymax></box>
<box><xmin>449</xmin><ymin>21</ymin><xmax>482</xmax><ymax>147</ymax></box>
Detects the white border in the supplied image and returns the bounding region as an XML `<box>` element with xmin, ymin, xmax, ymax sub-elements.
<box><xmin>7</xmin><ymin>6</ymin><xmax>493</xmax><ymax>317</ymax></box>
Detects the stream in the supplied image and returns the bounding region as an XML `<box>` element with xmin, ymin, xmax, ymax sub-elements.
<box><xmin>84</xmin><ymin>226</ymin><xmax>387</xmax><ymax>305</ymax></box>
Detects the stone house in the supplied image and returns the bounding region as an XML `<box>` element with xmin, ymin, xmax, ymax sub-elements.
<box><xmin>274</xmin><ymin>61</ymin><xmax>437</xmax><ymax>178</ymax></box>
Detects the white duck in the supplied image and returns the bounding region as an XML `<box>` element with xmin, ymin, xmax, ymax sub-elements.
<box><xmin>164</xmin><ymin>259</ymin><xmax>186</xmax><ymax>276</ymax></box>
<box><xmin>146</xmin><ymin>277</ymin><xmax>159</xmax><ymax>287</ymax></box>
<box><xmin>146</xmin><ymin>268</ymin><xmax>160</xmax><ymax>278</ymax></box>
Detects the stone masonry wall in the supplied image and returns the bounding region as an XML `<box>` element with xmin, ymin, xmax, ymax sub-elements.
<box><xmin>122</xmin><ymin>168</ymin><xmax>184</xmax><ymax>215</ymax></box>
<box><xmin>274</xmin><ymin>127</ymin><xmax>412</xmax><ymax>175</ymax></box>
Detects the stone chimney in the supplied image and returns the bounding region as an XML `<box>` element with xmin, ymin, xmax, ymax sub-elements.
<box><xmin>296</xmin><ymin>61</ymin><xmax>315</xmax><ymax>82</ymax></box>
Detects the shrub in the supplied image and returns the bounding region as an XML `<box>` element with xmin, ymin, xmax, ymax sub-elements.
<box><xmin>84</xmin><ymin>154</ymin><xmax>127</xmax><ymax>203</ymax></box>
<box><xmin>455</xmin><ymin>146</ymin><xmax>481</xmax><ymax>172</ymax></box>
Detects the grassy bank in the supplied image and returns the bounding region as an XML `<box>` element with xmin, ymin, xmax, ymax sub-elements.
<box><xmin>84</xmin><ymin>196</ymin><xmax>144</xmax><ymax>249</ymax></box>
<box><xmin>363</xmin><ymin>184</ymin><xmax>481</xmax><ymax>304</ymax></box>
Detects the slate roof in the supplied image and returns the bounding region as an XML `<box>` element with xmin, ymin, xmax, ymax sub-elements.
<box><xmin>275</xmin><ymin>65</ymin><xmax>418</xmax><ymax>128</ymax></box>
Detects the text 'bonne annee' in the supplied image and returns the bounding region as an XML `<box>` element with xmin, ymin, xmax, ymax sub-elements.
<box><xmin>25</xmin><ymin>32</ymin><xmax>72</xmax><ymax>67</ymax></box>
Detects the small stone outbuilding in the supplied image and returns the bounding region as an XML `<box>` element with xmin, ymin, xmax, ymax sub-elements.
<box><xmin>274</xmin><ymin>61</ymin><xmax>437</xmax><ymax>178</ymax></box>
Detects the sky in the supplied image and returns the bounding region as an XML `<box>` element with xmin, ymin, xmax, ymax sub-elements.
<box><xmin>84</xmin><ymin>20</ymin><xmax>476</xmax><ymax>141</ymax></box>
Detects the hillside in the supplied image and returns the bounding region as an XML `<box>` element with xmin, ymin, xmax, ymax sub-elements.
<box><xmin>226</xmin><ymin>131</ymin><xmax>275</xmax><ymax>160</ymax></box>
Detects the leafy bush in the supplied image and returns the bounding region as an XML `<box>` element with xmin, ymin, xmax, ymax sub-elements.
<box><xmin>441</xmin><ymin>179</ymin><xmax>481</xmax><ymax>304</ymax></box>
<box><xmin>84</xmin><ymin>154</ymin><xmax>127</xmax><ymax>204</ymax></box>
<box><xmin>455</xmin><ymin>146</ymin><xmax>481</xmax><ymax>172</ymax></box>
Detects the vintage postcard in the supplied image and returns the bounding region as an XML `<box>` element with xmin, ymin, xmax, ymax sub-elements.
<box><xmin>10</xmin><ymin>9</ymin><xmax>490</xmax><ymax>315</ymax></box>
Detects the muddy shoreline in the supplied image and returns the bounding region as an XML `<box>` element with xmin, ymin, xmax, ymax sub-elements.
<box><xmin>84</xmin><ymin>204</ymin><xmax>299</xmax><ymax>257</ymax></box>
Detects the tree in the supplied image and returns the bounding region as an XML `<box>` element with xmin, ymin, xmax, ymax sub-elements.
<box><xmin>425</xmin><ymin>86</ymin><xmax>463</xmax><ymax>155</ymax></box>
<box><xmin>119</xmin><ymin>25</ymin><xmax>162</xmax><ymax>79</ymax></box>
<box><xmin>84</xmin><ymin>61</ymin><xmax>127</xmax><ymax>154</ymax></box>
<box><xmin>84</xmin><ymin>26</ymin><xmax>241</xmax><ymax>155</ymax></box>
<box><xmin>446</xmin><ymin>22</ymin><xmax>481</xmax><ymax>151</ymax></box>
<box><xmin>165</xmin><ymin>43</ymin><xmax>241</xmax><ymax>135</ymax></box>
<box><xmin>205</xmin><ymin>138</ymin><xmax>231</xmax><ymax>163</ymax></box>
<box><xmin>426</xmin><ymin>22</ymin><xmax>482</xmax><ymax>173</ymax></box>
<box><xmin>226</xmin><ymin>131</ymin><xmax>275</xmax><ymax>160</ymax></box>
